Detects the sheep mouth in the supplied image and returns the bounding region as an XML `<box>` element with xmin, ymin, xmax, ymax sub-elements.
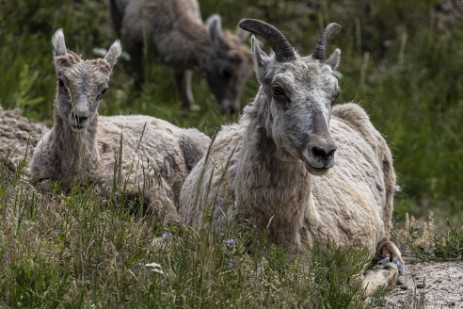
<box><xmin>70</xmin><ymin>123</ymin><xmax>86</xmax><ymax>133</ymax></box>
<box><xmin>302</xmin><ymin>157</ymin><xmax>331</xmax><ymax>176</ymax></box>
<box><xmin>305</xmin><ymin>163</ymin><xmax>330</xmax><ymax>176</ymax></box>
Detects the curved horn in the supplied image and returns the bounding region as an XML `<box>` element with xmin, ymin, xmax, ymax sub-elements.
<box><xmin>312</xmin><ymin>23</ymin><xmax>341</xmax><ymax>60</ymax></box>
<box><xmin>239</xmin><ymin>19</ymin><xmax>295</xmax><ymax>62</ymax></box>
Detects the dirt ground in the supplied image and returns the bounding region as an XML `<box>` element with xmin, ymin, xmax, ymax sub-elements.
<box><xmin>383</xmin><ymin>260</ymin><xmax>463</xmax><ymax>309</ymax></box>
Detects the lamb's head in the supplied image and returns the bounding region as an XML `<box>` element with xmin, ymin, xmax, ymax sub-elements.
<box><xmin>204</xmin><ymin>15</ymin><xmax>253</xmax><ymax>114</ymax></box>
<box><xmin>240</xmin><ymin>20</ymin><xmax>341</xmax><ymax>175</ymax></box>
<box><xmin>51</xmin><ymin>29</ymin><xmax>122</xmax><ymax>133</ymax></box>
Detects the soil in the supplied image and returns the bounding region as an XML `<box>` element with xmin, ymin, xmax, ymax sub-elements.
<box><xmin>383</xmin><ymin>260</ymin><xmax>463</xmax><ymax>309</ymax></box>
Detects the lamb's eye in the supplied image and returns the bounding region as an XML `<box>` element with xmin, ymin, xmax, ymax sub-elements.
<box><xmin>272</xmin><ymin>85</ymin><xmax>285</xmax><ymax>97</ymax></box>
<box><xmin>96</xmin><ymin>88</ymin><xmax>107</xmax><ymax>100</ymax></box>
<box><xmin>58</xmin><ymin>78</ymin><xmax>65</xmax><ymax>88</ymax></box>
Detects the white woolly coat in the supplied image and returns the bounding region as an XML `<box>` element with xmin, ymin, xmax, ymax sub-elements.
<box><xmin>180</xmin><ymin>102</ymin><xmax>395</xmax><ymax>253</ymax></box>
<box><xmin>31</xmin><ymin>114</ymin><xmax>210</xmax><ymax>222</ymax></box>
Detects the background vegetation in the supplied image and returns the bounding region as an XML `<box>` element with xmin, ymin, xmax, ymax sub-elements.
<box><xmin>1</xmin><ymin>0</ymin><xmax>462</xmax><ymax>307</ymax></box>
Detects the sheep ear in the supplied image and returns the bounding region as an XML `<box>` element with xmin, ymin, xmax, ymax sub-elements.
<box><xmin>104</xmin><ymin>40</ymin><xmax>122</xmax><ymax>70</ymax></box>
<box><xmin>251</xmin><ymin>35</ymin><xmax>271</xmax><ymax>84</ymax></box>
<box><xmin>207</xmin><ymin>14</ymin><xmax>224</xmax><ymax>48</ymax></box>
<box><xmin>52</xmin><ymin>29</ymin><xmax>67</xmax><ymax>57</ymax></box>
<box><xmin>325</xmin><ymin>48</ymin><xmax>341</xmax><ymax>70</ymax></box>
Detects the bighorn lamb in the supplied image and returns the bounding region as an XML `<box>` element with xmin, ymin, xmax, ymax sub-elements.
<box><xmin>30</xmin><ymin>29</ymin><xmax>210</xmax><ymax>224</ymax></box>
<box><xmin>110</xmin><ymin>0</ymin><xmax>253</xmax><ymax>113</ymax></box>
<box><xmin>180</xmin><ymin>19</ymin><xmax>403</xmax><ymax>292</ymax></box>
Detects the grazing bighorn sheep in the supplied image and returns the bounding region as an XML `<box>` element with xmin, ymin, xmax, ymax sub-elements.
<box><xmin>110</xmin><ymin>0</ymin><xmax>253</xmax><ymax>113</ymax></box>
<box><xmin>30</xmin><ymin>29</ymin><xmax>210</xmax><ymax>224</ymax></box>
<box><xmin>180</xmin><ymin>19</ymin><xmax>403</xmax><ymax>293</ymax></box>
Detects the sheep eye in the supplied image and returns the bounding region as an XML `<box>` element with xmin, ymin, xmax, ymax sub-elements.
<box><xmin>331</xmin><ymin>91</ymin><xmax>341</xmax><ymax>104</ymax></box>
<box><xmin>96</xmin><ymin>88</ymin><xmax>107</xmax><ymax>100</ymax></box>
<box><xmin>222</xmin><ymin>68</ymin><xmax>232</xmax><ymax>80</ymax></box>
<box><xmin>58</xmin><ymin>78</ymin><xmax>65</xmax><ymax>88</ymax></box>
<box><xmin>272</xmin><ymin>85</ymin><xmax>285</xmax><ymax>97</ymax></box>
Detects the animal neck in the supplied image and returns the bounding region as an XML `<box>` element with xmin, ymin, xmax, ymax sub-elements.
<box><xmin>51</xmin><ymin>105</ymin><xmax>100</xmax><ymax>188</ymax></box>
<box><xmin>234</xmin><ymin>89</ymin><xmax>313</xmax><ymax>248</ymax></box>
<box><xmin>167</xmin><ymin>20</ymin><xmax>213</xmax><ymax>69</ymax></box>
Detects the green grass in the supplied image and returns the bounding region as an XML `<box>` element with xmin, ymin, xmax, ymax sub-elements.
<box><xmin>1</xmin><ymin>162</ymin><xmax>388</xmax><ymax>308</ymax></box>
<box><xmin>1</xmin><ymin>0</ymin><xmax>463</xmax><ymax>307</ymax></box>
<box><xmin>401</xmin><ymin>212</ymin><xmax>463</xmax><ymax>262</ymax></box>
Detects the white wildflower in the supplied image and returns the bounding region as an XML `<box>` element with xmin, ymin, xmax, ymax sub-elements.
<box><xmin>145</xmin><ymin>262</ymin><xmax>164</xmax><ymax>275</ymax></box>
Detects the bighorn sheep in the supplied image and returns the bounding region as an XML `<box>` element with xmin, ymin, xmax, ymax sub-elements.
<box><xmin>180</xmin><ymin>19</ymin><xmax>403</xmax><ymax>293</ymax></box>
<box><xmin>110</xmin><ymin>0</ymin><xmax>253</xmax><ymax>113</ymax></box>
<box><xmin>30</xmin><ymin>29</ymin><xmax>210</xmax><ymax>224</ymax></box>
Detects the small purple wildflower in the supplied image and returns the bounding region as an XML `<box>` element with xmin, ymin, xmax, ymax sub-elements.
<box><xmin>162</xmin><ymin>232</ymin><xmax>173</xmax><ymax>240</ymax></box>
<box><xmin>421</xmin><ymin>198</ymin><xmax>430</xmax><ymax>207</ymax></box>
<box><xmin>225</xmin><ymin>239</ymin><xmax>236</xmax><ymax>245</ymax></box>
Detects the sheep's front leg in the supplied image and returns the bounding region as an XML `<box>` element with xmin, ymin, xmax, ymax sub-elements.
<box><xmin>358</xmin><ymin>262</ymin><xmax>399</xmax><ymax>296</ymax></box>
<box><xmin>175</xmin><ymin>69</ymin><xmax>196</xmax><ymax>111</ymax></box>
<box><xmin>123</xmin><ymin>38</ymin><xmax>144</xmax><ymax>93</ymax></box>
<box><xmin>357</xmin><ymin>239</ymin><xmax>405</xmax><ymax>296</ymax></box>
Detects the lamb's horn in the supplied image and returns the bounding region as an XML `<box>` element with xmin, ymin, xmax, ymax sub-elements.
<box><xmin>239</xmin><ymin>19</ymin><xmax>295</xmax><ymax>62</ymax></box>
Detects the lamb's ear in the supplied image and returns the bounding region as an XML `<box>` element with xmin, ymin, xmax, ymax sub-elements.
<box><xmin>52</xmin><ymin>29</ymin><xmax>67</xmax><ymax>57</ymax></box>
<box><xmin>251</xmin><ymin>35</ymin><xmax>271</xmax><ymax>84</ymax></box>
<box><xmin>207</xmin><ymin>14</ymin><xmax>224</xmax><ymax>48</ymax></box>
<box><xmin>325</xmin><ymin>48</ymin><xmax>341</xmax><ymax>70</ymax></box>
<box><xmin>104</xmin><ymin>40</ymin><xmax>122</xmax><ymax>70</ymax></box>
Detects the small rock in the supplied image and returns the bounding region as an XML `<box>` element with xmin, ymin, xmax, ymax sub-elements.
<box><xmin>400</xmin><ymin>284</ymin><xmax>409</xmax><ymax>290</ymax></box>
<box><xmin>416</xmin><ymin>281</ymin><xmax>426</xmax><ymax>289</ymax></box>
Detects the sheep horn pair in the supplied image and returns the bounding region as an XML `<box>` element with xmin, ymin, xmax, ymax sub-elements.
<box><xmin>238</xmin><ymin>19</ymin><xmax>341</xmax><ymax>62</ymax></box>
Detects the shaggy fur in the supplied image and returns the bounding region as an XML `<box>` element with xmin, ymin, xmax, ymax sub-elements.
<box><xmin>181</xmin><ymin>102</ymin><xmax>395</xmax><ymax>252</ymax></box>
<box><xmin>30</xmin><ymin>29</ymin><xmax>210</xmax><ymax>224</ymax></box>
<box><xmin>180</xmin><ymin>20</ymin><xmax>402</xmax><ymax>293</ymax></box>
<box><xmin>0</xmin><ymin>107</ymin><xmax>48</xmax><ymax>175</ymax></box>
<box><xmin>110</xmin><ymin>0</ymin><xmax>253</xmax><ymax>113</ymax></box>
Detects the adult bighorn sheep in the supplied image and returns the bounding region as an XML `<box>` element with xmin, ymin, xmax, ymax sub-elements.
<box><xmin>110</xmin><ymin>0</ymin><xmax>253</xmax><ymax>113</ymax></box>
<box><xmin>30</xmin><ymin>29</ymin><xmax>210</xmax><ymax>224</ymax></box>
<box><xmin>180</xmin><ymin>19</ymin><xmax>403</xmax><ymax>294</ymax></box>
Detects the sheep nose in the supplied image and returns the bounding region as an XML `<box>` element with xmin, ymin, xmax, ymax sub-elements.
<box><xmin>311</xmin><ymin>144</ymin><xmax>337</xmax><ymax>163</ymax></box>
<box><xmin>76</xmin><ymin>115</ymin><xmax>88</xmax><ymax>124</ymax></box>
<box><xmin>228</xmin><ymin>105</ymin><xmax>238</xmax><ymax>114</ymax></box>
<box><xmin>72</xmin><ymin>113</ymin><xmax>88</xmax><ymax>125</ymax></box>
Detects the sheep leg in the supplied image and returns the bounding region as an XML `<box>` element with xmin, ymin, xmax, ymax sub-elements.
<box><xmin>357</xmin><ymin>239</ymin><xmax>404</xmax><ymax>296</ymax></box>
<box><xmin>125</xmin><ymin>40</ymin><xmax>144</xmax><ymax>93</ymax></box>
<box><xmin>175</xmin><ymin>69</ymin><xmax>195</xmax><ymax>110</ymax></box>
<box><xmin>358</xmin><ymin>262</ymin><xmax>399</xmax><ymax>296</ymax></box>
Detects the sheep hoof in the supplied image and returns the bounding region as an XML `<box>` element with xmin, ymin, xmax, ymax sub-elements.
<box><xmin>361</xmin><ymin>262</ymin><xmax>399</xmax><ymax>296</ymax></box>
<box><xmin>378</xmin><ymin>256</ymin><xmax>404</xmax><ymax>276</ymax></box>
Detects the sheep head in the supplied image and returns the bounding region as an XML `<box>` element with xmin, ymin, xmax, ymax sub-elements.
<box><xmin>239</xmin><ymin>20</ymin><xmax>341</xmax><ymax>175</ymax></box>
<box><xmin>51</xmin><ymin>29</ymin><xmax>122</xmax><ymax>133</ymax></box>
<box><xmin>204</xmin><ymin>15</ymin><xmax>253</xmax><ymax>114</ymax></box>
